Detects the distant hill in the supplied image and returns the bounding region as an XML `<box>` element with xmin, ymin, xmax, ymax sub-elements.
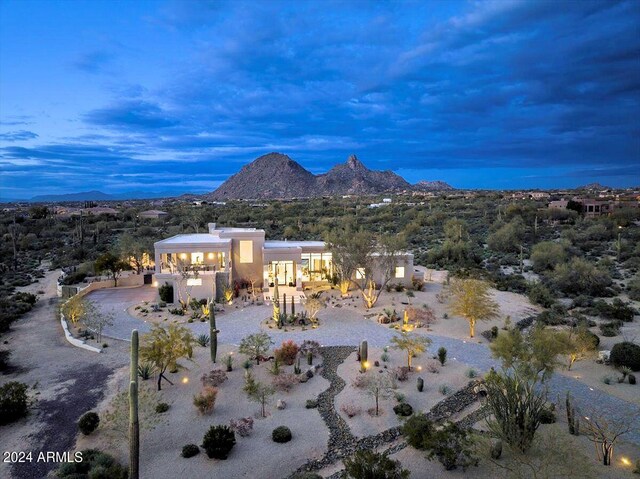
<box><xmin>413</xmin><ymin>180</ymin><xmax>455</xmax><ymax>191</ymax></box>
<box><xmin>30</xmin><ymin>190</ymin><xmax>116</xmax><ymax>202</ymax></box>
<box><xmin>577</xmin><ymin>182</ymin><xmax>610</xmax><ymax>190</ymax></box>
<box><xmin>209</xmin><ymin>153</ymin><xmax>411</xmax><ymax>200</ymax></box>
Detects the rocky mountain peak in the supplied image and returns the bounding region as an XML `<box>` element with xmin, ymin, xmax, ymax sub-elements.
<box><xmin>346</xmin><ymin>154</ymin><xmax>365</xmax><ymax>170</ymax></box>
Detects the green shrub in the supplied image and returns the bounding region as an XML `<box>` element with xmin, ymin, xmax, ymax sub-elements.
<box><xmin>272</xmin><ymin>425</ymin><xmax>293</xmax><ymax>443</ymax></box>
<box><xmin>402</xmin><ymin>413</ymin><xmax>435</xmax><ymax>450</ymax></box>
<box><xmin>437</xmin><ymin>347</ymin><xmax>447</xmax><ymax>366</ymax></box>
<box><xmin>600</xmin><ymin>321</ymin><xmax>621</xmax><ymax>337</ymax></box>
<box><xmin>196</xmin><ymin>334</ymin><xmax>210</xmax><ymax>347</ymax></box>
<box><xmin>181</xmin><ymin>444</ymin><xmax>200</xmax><ymax>458</ymax></box>
<box><xmin>594</xmin><ymin>299</ymin><xmax>635</xmax><ymax>322</ymax></box>
<box><xmin>343</xmin><ymin>450</ymin><xmax>409</xmax><ymax>479</ymax></box>
<box><xmin>201</xmin><ymin>425</ymin><xmax>236</xmax><ymax>459</ymax></box>
<box><xmin>0</xmin><ymin>381</ymin><xmax>29</xmax><ymax>425</ymax></box>
<box><xmin>55</xmin><ymin>449</ymin><xmax>127</xmax><ymax>479</ymax></box>
<box><xmin>78</xmin><ymin>411</ymin><xmax>100</xmax><ymax>435</ymax></box>
<box><xmin>527</xmin><ymin>282</ymin><xmax>556</xmax><ymax>308</ymax></box>
<box><xmin>610</xmin><ymin>342</ymin><xmax>640</xmax><ymax>371</ymax></box>
<box><xmin>158</xmin><ymin>282</ymin><xmax>173</xmax><ymax>303</ymax></box>
<box><xmin>155</xmin><ymin>402</ymin><xmax>170</xmax><ymax>413</ymax></box>
<box><xmin>539</xmin><ymin>408</ymin><xmax>556</xmax><ymax>424</ymax></box>
<box><xmin>393</xmin><ymin>403</ymin><xmax>413</xmax><ymax>417</ymax></box>
<box><xmin>305</xmin><ymin>399</ymin><xmax>318</xmax><ymax>409</ymax></box>
<box><xmin>0</xmin><ymin>349</ymin><xmax>12</xmax><ymax>372</ymax></box>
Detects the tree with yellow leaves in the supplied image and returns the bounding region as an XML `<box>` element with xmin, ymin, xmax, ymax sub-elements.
<box><xmin>449</xmin><ymin>278</ymin><xmax>499</xmax><ymax>338</ymax></box>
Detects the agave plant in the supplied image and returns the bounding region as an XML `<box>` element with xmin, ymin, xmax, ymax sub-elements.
<box><xmin>138</xmin><ymin>362</ymin><xmax>155</xmax><ymax>380</ymax></box>
<box><xmin>197</xmin><ymin>334</ymin><xmax>211</xmax><ymax>347</ymax></box>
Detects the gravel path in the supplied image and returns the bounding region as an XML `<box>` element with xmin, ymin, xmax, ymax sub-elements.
<box><xmin>94</xmin><ymin>286</ymin><xmax>640</xmax><ymax>445</ymax></box>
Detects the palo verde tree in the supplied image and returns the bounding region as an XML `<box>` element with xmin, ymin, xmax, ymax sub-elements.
<box><xmin>118</xmin><ymin>233</ymin><xmax>153</xmax><ymax>274</ymax></box>
<box><xmin>327</xmin><ymin>228</ymin><xmax>405</xmax><ymax>309</ymax></box>
<box><xmin>389</xmin><ymin>332</ymin><xmax>431</xmax><ymax>370</ymax></box>
<box><xmin>61</xmin><ymin>294</ymin><xmax>90</xmax><ymax>324</ymax></box>
<box><xmin>95</xmin><ymin>252</ymin><xmax>131</xmax><ymax>287</ymax></box>
<box><xmin>140</xmin><ymin>323</ymin><xmax>194</xmax><ymax>391</ymax></box>
<box><xmin>239</xmin><ymin>332</ymin><xmax>273</xmax><ymax>365</ymax></box>
<box><xmin>448</xmin><ymin>278</ymin><xmax>499</xmax><ymax>338</ymax></box>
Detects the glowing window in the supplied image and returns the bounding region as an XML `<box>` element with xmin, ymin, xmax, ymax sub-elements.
<box><xmin>395</xmin><ymin>266</ymin><xmax>405</xmax><ymax>278</ymax></box>
<box><xmin>186</xmin><ymin>278</ymin><xmax>202</xmax><ymax>286</ymax></box>
<box><xmin>191</xmin><ymin>252</ymin><xmax>203</xmax><ymax>264</ymax></box>
<box><xmin>239</xmin><ymin>240</ymin><xmax>253</xmax><ymax>263</ymax></box>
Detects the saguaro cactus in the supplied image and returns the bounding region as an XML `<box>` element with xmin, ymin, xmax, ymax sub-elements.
<box><xmin>566</xmin><ymin>391</ymin><xmax>579</xmax><ymax>435</ymax></box>
<box><xmin>283</xmin><ymin>293</ymin><xmax>287</xmax><ymax>317</ymax></box>
<box><xmin>209</xmin><ymin>308</ymin><xmax>218</xmax><ymax>363</ymax></box>
<box><xmin>272</xmin><ymin>282</ymin><xmax>281</xmax><ymax>327</ymax></box>
<box><xmin>307</xmin><ymin>351</ymin><xmax>313</xmax><ymax>366</ymax></box>
<box><xmin>291</xmin><ymin>298</ymin><xmax>295</xmax><ymax>318</ymax></box>
<box><xmin>360</xmin><ymin>340</ymin><xmax>368</xmax><ymax>372</ymax></box>
<box><xmin>417</xmin><ymin>377</ymin><xmax>424</xmax><ymax>392</ymax></box>
<box><xmin>129</xmin><ymin>330</ymin><xmax>139</xmax><ymax>479</ymax></box>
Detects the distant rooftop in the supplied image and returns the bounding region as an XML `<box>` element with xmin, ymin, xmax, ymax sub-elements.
<box><xmin>155</xmin><ymin>234</ymin><xmax>230</xmax><ymax>246</ymax></box>
<box><xmin>264</xmin><ymin>240</ymin><xmax>325</xmax><ymax>249</ymax></box>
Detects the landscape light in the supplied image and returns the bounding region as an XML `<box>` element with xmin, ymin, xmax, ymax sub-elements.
<box><xmin>182</xmin><ymin>377</ymin><xmax>189</xmax><ymax>384</ymax></box>
<box><xmin>416</xmin><ymin>366</ymin><xmax>422</xmax><ymax>371</ymax></box>
<box><xmin>152</xmin><ymin>281</ymin><xmax>158</xmax><ymax>287</ymax></box>
<box><xmin>621</xmin><ymin>457</ymin><xmax>631</xmax><ymax>466</ymax></box>
<box><xmin>363</xmin><ymin>361</ymin><xmax>370</xmax><ymax>370</ymax></box>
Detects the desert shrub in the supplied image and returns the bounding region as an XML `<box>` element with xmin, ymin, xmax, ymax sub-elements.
<box><xmin>158</xmin><ymin>282</ymin><xmax>173</xmax><ymax>303</ymax></box>
<box><xmin>0</xmin><ymin>349</ymin><xmax>12</xmax><ymax>372</ymax></box>
<box><xmin>439</xmin><ymin>384</ymin><xmax>451</xmax><ymax>395</ymax></box>
<box><xmin>201</xmin><ymin>369</ymin><xmax>228</xmax><ymax>387</ymax></box>
<box><xmin>402</xmin><ymin>413</ymin><xmax>435</xmax><ymax>449</ymax></box>
<box><xmin>202</xmin><ymin>425</ymin><xmax>236</xmax><ymax>459</ymax></box>
<box><xmin>394</xmin><ymin>366</ymin><xmax>411</xmax><ymax>381</ymax></box>
<box><xmin>78</xmin><ymin>411</ymin><xmax>100</xmax><ymax>435</ymax></box>
<box><xmin>196</xmin><ymin>334</ymin><xmax>210</xmax><ymax>347</ymax></box>
<box><xmin>341</xmin><ymin>403</ymin><xmax>362</xmax><ymax>418</ymax></box>
<box><xmin>465</xmin><ymin>369</ymin><xmax>478</xmax><ymax>378</ymax></box>
<box><xmin>306</xmin><ymin>399</ymin><xmax>318</xmax><ymax>408</ymax></box>
<box><xmin>527</xmin><ymin>282</ymin><xmax>556</xmax><ymax>308</ymax></box>
<box><xmin>60</xmin><ymin>271</ymin><xmax>87</xmax><ymax>285</ymax></box>
<box><xmin>352</xmin><ymin>375</ymin><xmax>369</xmax><ymax>388</ymax></box>
<box><xmin>274</xmin><ymin>340</ymin><xmax>299</xmax><ymax>365</ymax></box>
<box><xmin>55</xmin><ymin>449</ymin><xmax>127</xmax><ymax>479</ymax></box>
<box><xmin>229</xmin><ymin>416</ymin><xmax>254</xmax><ymax>437</ymax></box>
<box><xmin>550</xmin><ymin>257</ymin><xmax>611</xmax><ymax>296</ymax></box>
<box><xmin>138</xmin><ymin>362</ymin><xmax>154</xmax><ymax>380</ymax></box>
<box><xmin>299</xmin><ymin>339</ymin><xmax>321</xmax><ymax>357</ymax></box>
<box><xmin>426</xmin><ymin>359</ymin><xmax>440</xmax><ymax>373</ymax></box>
<box><xmin>343</xmin><ymin>449</ymin><xmax>409</xmax><ymax>479</ymax></box>
<box><xmin>530</xmin><ymin>241</ymin><xmax>567</xmax><ymax>273</ymax></box>
<box><xmin>600</xmin><ymin>321</ymin><xmax>621</xmax><ymax>337</ymax></box>
<box><xmin>393</xmin><ymin>403</ymin><xmax>413</xmax><ymax>417</ymax></box>
<box><xmin>437</xmin><ymin>347</ymin><xmax>447</xmax><ymax>366</ymax></box>
<box><xmin>610</xmin><ymin>342</ymin><xmax>640</xmax><ymax>371</ymax></box>
<box><xmin>169</xmin><ymin>308</ymin><xmax>184</xmax><ymax>316</ymax></box>
<box><xmin>594</xmin><ymin>299</ymin><xmax>635</xmax><ymax>322</ymax></box>
<box><xmin>539</xmin><ymin>407</ymin><xmax>556</xmax><ymax>424</ymax></box>
<box><xmin>272</xmin><ymin>373</ymin><xmax>299</xmax><ymax>392</ymax></box>
<box><xmin>181</xmin><ymin>444</ymin><xmax>200</xmax><ymax>458</ymax></box>
<box><xmin>536</xmin><ymin>304</ymin><xmax>568</xmax><ymax>326</ymax></box>
<box><xmin>155</xmin><ymin>402</ymin><xmax>170</xmax><ymax>413</ymax></box>
<box><xmin>0</xmin><ymin>381</ymin><xmax>29</xmax><ymax>425</ymax></box>
<box><xmin>291</xmin><ymin>473</ymin><xmax>323</xmax><ymax>479</ymax></box>
<box><xmin>272</xmin><ymin>425</ymin><xmax>292</xmax><ymax>443</ymax></box>
<box><xmin>193</xmin><ymin>387</ymin><xmax>218</xmax><ymax>415</ymax></box>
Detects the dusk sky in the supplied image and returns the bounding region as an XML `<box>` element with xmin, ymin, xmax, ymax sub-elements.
<box><xmin>1</xmin><ymin>0</ymin><xmax>639</xmax><ymax>200</ymax></box>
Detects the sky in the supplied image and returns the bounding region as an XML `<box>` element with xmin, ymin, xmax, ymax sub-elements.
<box><xmin>1</xmin><ymin>0</ymin><xmax>639</xmax><ymax>200</ymax></box>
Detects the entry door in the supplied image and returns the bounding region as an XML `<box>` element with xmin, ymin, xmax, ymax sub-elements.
<box><xmin>273</xmin><ymin>261</ymin><xmax>294</xmax><ymax>285</ymax></box>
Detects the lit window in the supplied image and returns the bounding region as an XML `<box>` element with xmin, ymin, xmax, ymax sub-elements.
<box><xmin>356</xmin><ymin>268</ymin><xmax>365</xmax><ymax>279</ymax></box>
<box><xmin>239</xmin><ymin>240</ymin><xmax>253</xmax><ymax>263</ymax></box>
<box><xmin>191</xmin><ymin>252</ymin><xmax>203</xmax><ymax>264</ymax></box>
<box><xmin>187</xmin><ymin>278</ymin><xmax>202</xmax><ymax>286</ymax></box>
<box><xmin>395</xmin><ymin>267</ymin><xmax>405</xmax><ymax>278</ymax></box>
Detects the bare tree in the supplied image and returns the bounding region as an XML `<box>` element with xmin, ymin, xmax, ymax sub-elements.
<box><xmin>82</xmin><ymin>303</ymin><xmax>114</xmax><ymax>343</ymax></box>
<box><xmin>582</xmin><ymin>410</ymin><xmax>638</xmax><ymax>465</ymax></box>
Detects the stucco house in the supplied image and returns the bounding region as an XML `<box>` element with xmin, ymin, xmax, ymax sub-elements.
<box><xmin>153</xmin><ymin>223</ymin><xmax>416</xmax><ymax>303</ymax></box>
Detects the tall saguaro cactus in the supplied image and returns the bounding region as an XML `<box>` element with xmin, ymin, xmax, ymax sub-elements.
<box><xmin>129</xmin><ymin>330</ymin><xmax>139</xmax><ymax>479</ymax></box>
<box><xmin>272</xmin><ymin>282</ymin><xmax>281</xmax><ymax>327</ymax></box>
<box><xmin>283</xmin><ymin>293</ymin><xmax>287</xmax><ymax>317</ymax></box>
<box><xmin>360</xmin><ymin>340</ymin><xmax>368</xmax><ymax>373</ymax></box>
<box><xmin>209</xmin><ymin>308</ymin><xmax>218</xmax><ymax>363</ymax></box>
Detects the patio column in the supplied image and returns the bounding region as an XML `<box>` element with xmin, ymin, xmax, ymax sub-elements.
<box><xmin>263</xmin><ymin>264</ymin><xmax>270</xmax><ymax>292</ymax></box>
<box><xmin>296</xmin><ymin>262</ymin><xmax>303</xmax><ymax>291</ymax></box>
<box><xmin>154</xmin><ymin>250</ymin><xmax>162</xmax><ymax>274</ymax></box>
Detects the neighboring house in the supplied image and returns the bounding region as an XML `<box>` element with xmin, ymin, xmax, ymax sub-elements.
<box><xmin>548</xmin><ymin>200</ymin><xmax>569</xmax><ymax>209</ymax></box>
<box><xmin>530</xmin><ymin>191</ymin><xmax>551</xmax><ymax>200</ymax></box>
<box><xmin>153</xmin><ymin>223</ymin><xmax>415</xmax><ymax>303</ymax></box>
<box><xmin>580</xmin><ymin>199</ymin><xmax>614</xmax><ymax>218</ymax></box>
<box><xmin>139</xmin><ymin>209</ymin><xmax>168</xmax><ymax>219</ymax></box>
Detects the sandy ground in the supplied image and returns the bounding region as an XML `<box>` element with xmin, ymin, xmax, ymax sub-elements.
<box><xmin>0</xmin><ymin>265</ymin><xmax>130</xmax><ymax>479</ymax></box>
<box><xmin>335</xmin><ymin>349</ymin><xmax>472</xmax><ymax>439</ymax></box>
<box><xmin>78</xmin><ymin>344</ymin><xmax>331</xmax><ymax>479</ymax></box>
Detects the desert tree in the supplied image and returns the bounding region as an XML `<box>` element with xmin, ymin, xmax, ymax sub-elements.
<box><xmin>118</xmin><ymin>233</ymin><xmax>153</xmax><ymax>274</ymax></box>
<box><xmin>81</xmin><ymin>303</ymin><xmax>114</xmax><ymax>343</ymax></box>
<box><xmin>245</xmin><ymin>380</ymin><xmax>275</xmax><ymax>418</ymax></box>
<box><xmin>390</xmin><ymin>332</ymin><xmax>431</xmax><ymax>370</ymax></box>
<box><xmin>560</xmin><ymin>326</ymin><xmax>599</xmax><ymax>371</ymax></box>
<box><xmin>140</xmin><ymin>323</ymin><xmax>194</xmax><ymax>391</ymax></box>
<box><xmin>61</xmin><ymin>294</ymin><xmax>90</xmax><ymax>324</ymax></box>
<box><xmin>358</xmin><ymin>371</ymin><xmax>396</xmax><ymax>416</ymax></box>
<box><xmin>582</xmin><ymin>409</ymin><xmax>638</xmax><ymax>466</ymax></box>
<box><xmin>324</xmin><ymin>227</ymin><xmax>358</xmax><ymax>295</ymax></box>
<box><xmin>449</xmin><ymin>278</ymin><xmax>499</xmax><ymax>338</ymax></box>
<box><xmin>303</xmin><ymin>295</ymin><xmax>326</xmax><ymax>324</ymax></box>
<box><xmin>95</xmin><ymin>252</ymin><xmax>131</xmax><ymax>287</ymax></box>
<box><xmin>239</xmin><ymin>332</ymin><xmax>273</xmax><ymax>365</ymax></box>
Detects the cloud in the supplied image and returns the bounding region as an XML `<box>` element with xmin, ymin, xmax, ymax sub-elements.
<box><xmin>0</xmin><ymin>130</ymin><xmax>39</xmax><ymax>141</ymax></box>
<box><xmin>84</xmin><ymin>100</ymin><xmax>180</xmax><ymax>130</ymax></box>
<box><xmin>73</xmin><ymin>50</ymin><xmax>114</xmax><ymax>74</ymax></box>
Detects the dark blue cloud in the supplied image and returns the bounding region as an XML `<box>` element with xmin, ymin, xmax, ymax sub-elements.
<box><xmin>0</xmin><ymin>130</ymin><xmax>38</xmax><ymax>141</ymax></box>
<box><xmin>1</xmin><ymin>0</ymin><xmax>639</xmax><ymax>198</ymax></box>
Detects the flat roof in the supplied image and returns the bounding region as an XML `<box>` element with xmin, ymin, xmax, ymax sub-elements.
<box><xmin>155</xmin><ymin>234</ymin><xmax>231</xmax><ymax>246</ymax></box>
<box><xmin>264</xmin><ymin>240</ymin><xmax>325</xmax><ymax>249</ymax></box>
